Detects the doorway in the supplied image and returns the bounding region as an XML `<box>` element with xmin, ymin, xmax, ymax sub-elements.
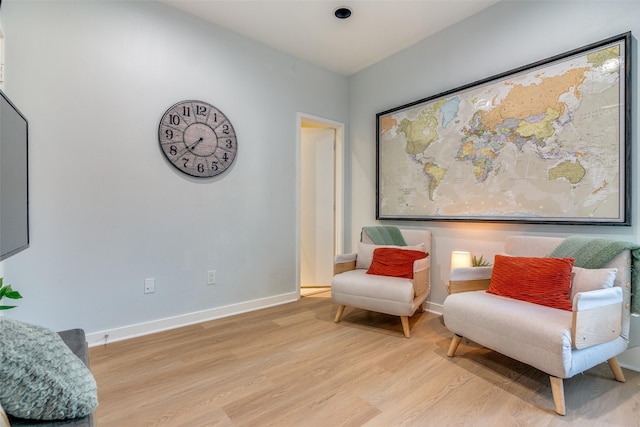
<box><xmin>297</xmin><ymin>113</ymin><xmax>344</xmax><ymax>296</ymax></box>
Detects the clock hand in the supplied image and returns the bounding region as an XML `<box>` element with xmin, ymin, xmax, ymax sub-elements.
<box><xmin>190</xmin><ymin>137</ymin><xmax>203</xmax><ymax>149</ymax></box>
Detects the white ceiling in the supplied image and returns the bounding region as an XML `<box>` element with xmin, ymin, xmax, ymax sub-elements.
<box><xmin>161</xmin><ymin>0</ymin><xmax>500</xmax><ymax>76</ymax></box>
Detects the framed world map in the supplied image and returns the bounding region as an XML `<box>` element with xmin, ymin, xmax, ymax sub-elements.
<box><xmin>376</xmin><ymin>32</ymin><xmax>631</xmax><ymax>225</ymax></box>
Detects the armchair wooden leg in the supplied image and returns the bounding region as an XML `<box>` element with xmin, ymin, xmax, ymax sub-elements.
<box><xmin>549</xmin><ymin>376</ymin><xmax>566</xmax><ymax>416</ymax></box>
<box><xmin>401</xmin><ymin>316</ymin><xmax>411</xmax><ymax>338</ymax></box>
<box><xmin>608</xmin><ymin>357</ymin><xmax>626</xmax><ymax>382</ymax></box>
<box><xmin>447</xmin><ymin>334</ymin><xmax>462</xmax><ymax>357</ymax></box>
<box><xmin>334</xmin><ymin>305</ymin><xmax>346</xmax><ymax>323</ymax></box>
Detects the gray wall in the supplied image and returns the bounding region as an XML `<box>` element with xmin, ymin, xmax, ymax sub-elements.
<box><xmin>347</xmin><ymin>0</ymin><xmax>640</xmax><ymax>368</ymax></box>
<box><xmin>1</xmin><ymin>1</ymin><xmax>348</xmax><ymax>334</ymax></box>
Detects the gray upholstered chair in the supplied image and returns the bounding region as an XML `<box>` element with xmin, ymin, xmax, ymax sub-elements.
<box><xmin>331</xmin><ymin>228</ymin><xmax>431</xmax><ymax>338</ymax></box>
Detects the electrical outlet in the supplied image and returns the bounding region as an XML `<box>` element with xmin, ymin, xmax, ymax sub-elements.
<box><xmin>207</xmin><ymin>270</ymin><xmax>216</xmax><ymax>285</ymax></box>
<box><xmin>144</xmin><ymin>278</ymin><xmax>155</xmax><ymax>294</ymax></box>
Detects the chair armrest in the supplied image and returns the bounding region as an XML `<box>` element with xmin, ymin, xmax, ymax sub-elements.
<box><xmin>448</xmin><ymin>266</ymin><xmax>493</xmax><ymax>294</ymax></box>
<box><xmin>334</xmin><ymin>253</ymin><xmax>357</xmax><ymax>275</ymax></box>
<box><xmin>572</xmin><ymin>287</ymin><xmax>623</xmax><ymax>350</ymax></box>
<box><xmin>412</xmin><ymin>257</ymin><xmax>430</xmax><ymax>297</ymax></box>
<box><xmin>335</xmin><ymin>253</ymin><xmax>356</xmax><ymax>263</ymax></box>
<box><xmin>413</xmin><ymin>256</ymin><xmax>429</xmax><ymax>273</ymax></box>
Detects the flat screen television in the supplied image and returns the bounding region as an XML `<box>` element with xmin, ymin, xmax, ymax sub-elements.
<box><xmin>0</xmin><ymin>89</ymin><xmax>29</xmax><ymax>261</ymax></box>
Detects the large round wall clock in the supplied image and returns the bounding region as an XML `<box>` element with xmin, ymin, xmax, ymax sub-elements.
<box><xmin>158</xmin><ymin>100</ymin><xmax>237</xmax><ymax>178</ymax></box>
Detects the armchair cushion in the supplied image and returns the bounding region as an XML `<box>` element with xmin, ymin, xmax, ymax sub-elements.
<box><xmin>444</xmin><ymin>289</ymin><xmax>628</xmax><ymax>378</ymax></box>
<box><xmin>487</xmin><ymin>255</ymin><xmax>574</xmax><ymax>311</ymax></box>
<box><xmin>366</xmin><ymin>248</ymin><xmax>427</xmax><ymax>279</ymax></box>
<box><xmin>332</xmin><ymin>269</ymin><xmax>417</xmax><ymax>316</ymax></box>
<box><xmin>571</xmin><ymin>267</ymin><xmax>616</xmax><ymax>299</ymax></box>
<box><xmin>355</xmin><ymin>242</ymin><xmax>424</xmax><ymax>269</ymax></box>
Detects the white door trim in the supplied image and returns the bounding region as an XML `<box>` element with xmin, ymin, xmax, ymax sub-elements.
<box><xmin>296</xmin><ymin>113</ymin><xmax>344</xmax><ymax>295</ymax></box>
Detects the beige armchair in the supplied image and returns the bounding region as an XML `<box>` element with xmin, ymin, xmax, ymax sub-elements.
<box><xmin>331</xmin><ymin>228</ymin><xmax>431</xmax><ymax>338</ymax></box>
<box><xmin>443</xmin><ymin>236</ymin><xmax>631</xmax><ymax>415</ymax></box>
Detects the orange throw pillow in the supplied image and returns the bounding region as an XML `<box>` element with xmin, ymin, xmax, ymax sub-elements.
<box><xmin>366</xmin><ymin>248</ymin><xmax>427</xmax><ymax>279</ymax></box>
<box><xmin>487</xmin><ymin>255</ymin><xmax>574</xmax><ymax>311</ymax></box>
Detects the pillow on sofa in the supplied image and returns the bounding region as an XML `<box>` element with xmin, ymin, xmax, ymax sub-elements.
<box><xmin>356</xmin><ymin>242</ymin><xmax>424</xmax><ymax>269</ymax></box>
<box><xmin>0</xmin><ymin>318</ymin><xmax>98</xmax><ymax>420</ymax></box>
<box><xmin>571</xmin><ymin>266</ymin><xmax>617</xmax><ymax>299</ymax></box>
<box><xmin>366</xmin><ymin>248</ymin><xmax>428</xmax><ymax>279</ymax></box>
<box><xmin>487</xmin><ymin>255</ymin><xmax>574</xmax><ymax>311</ymax></box>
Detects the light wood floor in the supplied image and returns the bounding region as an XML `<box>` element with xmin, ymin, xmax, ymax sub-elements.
<box><xmin>89</xmin><ymin>293</ymin><xmax>639</xmax><ymax>426</ymax></box>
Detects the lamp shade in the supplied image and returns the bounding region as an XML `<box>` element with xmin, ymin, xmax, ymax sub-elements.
<box><xmin>451</xmin><ymin>251</ymin><xmax>472</xmax><ymax>271</ymax></box>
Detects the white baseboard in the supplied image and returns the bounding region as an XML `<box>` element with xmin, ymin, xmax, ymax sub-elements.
<box><xmin>425</xmin><ymin>301</ymin><xmax>443</xmax><ymax>316</ymax></box>
<box><xmin>86</xmin><ymin>292</ymin><xmax>299</xmax><ymax>347</ymax></box>
<box><xmin>618</xmin><ymin>346</ymin><xmax>640</xmax><ymax>373</ymax></box>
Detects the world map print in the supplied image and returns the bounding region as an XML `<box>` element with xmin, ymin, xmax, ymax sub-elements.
<box><xmin>377</xmin><ymin>35</ymin><xmax>629</xmax><ymax>224</ymax></box>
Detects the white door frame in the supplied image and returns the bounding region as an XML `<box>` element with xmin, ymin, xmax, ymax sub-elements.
<box><xmin>296</xmin><ymin>113</ymin><xmax>344</xmax><ymax>295</ymax></box>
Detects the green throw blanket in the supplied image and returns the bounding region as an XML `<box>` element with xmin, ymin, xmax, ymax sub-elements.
<box><xmin>548</xmin><ymin>236</ymin><xmax>640</xmax><ymax>315</ymax></box>
<box><xmin>362</xmin><ymin>226</ymin><xmax>406</xmax><ymax>246</ymax></box>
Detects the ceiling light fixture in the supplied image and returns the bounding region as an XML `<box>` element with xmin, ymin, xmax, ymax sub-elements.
<box><xmin>334</xmin><ymin>7</ymin><xmax>352</xmax><ymax>19</ymax></box>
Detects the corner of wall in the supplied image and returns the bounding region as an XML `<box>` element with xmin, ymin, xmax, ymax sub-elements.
<box><xmin>618</xmin><ymin>346</ymin><xmax>640</xmax><ymax>372</ymax></box>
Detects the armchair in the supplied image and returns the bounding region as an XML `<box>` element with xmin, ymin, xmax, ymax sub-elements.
<box><xmin>331</xmin><ymin>228</ymin><xmax>431</xmax><ymax>338</ymax></box>
<box><xmin>443</xmin><ymin>236</ymin><xmax>631</xmax><ymax>415</ymax></box>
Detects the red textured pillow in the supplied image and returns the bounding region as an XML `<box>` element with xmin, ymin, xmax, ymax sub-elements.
<box><xmin>487</xmin><ymin>255</ymin><xmax>574</xmax><ymax>311</ymax></box>
<box><xmin>366</xmin><ymin>248</ymin><xmax>427</xmax><ymax>279</ymax></box>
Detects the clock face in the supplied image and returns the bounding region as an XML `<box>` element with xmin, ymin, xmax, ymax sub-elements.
<box><xmin>158</xmin><ymin>100</ymin><xmax>237</xmax><ymax>178</ymax></box>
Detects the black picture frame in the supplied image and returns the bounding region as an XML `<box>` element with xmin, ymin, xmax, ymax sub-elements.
<box><xmin>376</xmin><ymin>32</ymin><xmax>631</xmax><ymax>225</ymax></box>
